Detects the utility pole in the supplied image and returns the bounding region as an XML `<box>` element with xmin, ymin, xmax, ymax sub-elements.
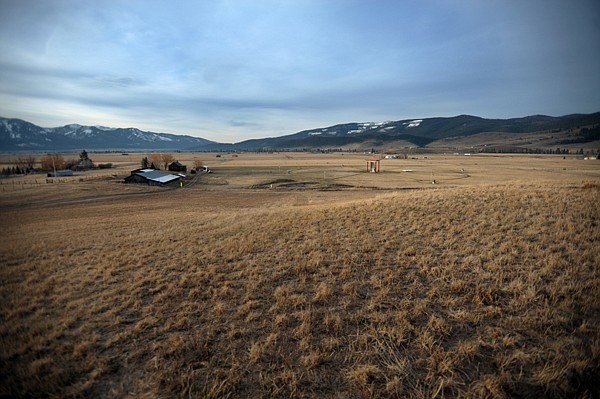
<box><xmin>52</xmin><ymin>154</ymin><xmax>57</xmax><ymax>179</ymax></box>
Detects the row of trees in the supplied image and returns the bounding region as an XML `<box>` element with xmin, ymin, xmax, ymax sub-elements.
<box><xmin>140</xmin><ymin>154</ymin><xmax>205</xmax><ymax>170</ymax></box>
<box><xmin>1</xmin><ymin>166</ymin><xmax>32</xmax><ymax>176</ymax></box>
<box><xmin>1</xmin><ymin>154</ymin><xmax>66</xmax><ymax>176</ymax></box>
<box><xmin>478</xmin><ymin>147</ymin><xmax>599</xmax><ymax>155</ymax></box>
<box><xmin>1</xmin><ymin>150</ymin><xmax>109</xmax><ymax>176</ymax></box>
<box><xmin>39</xmin><ymin>151</ymin><xmax>96</xmax><ymax>171</ymax></box>
<box><xmin>141</xmin><ymin>153</ymin><xmax>174</xmax><ymax>170</ymax></box>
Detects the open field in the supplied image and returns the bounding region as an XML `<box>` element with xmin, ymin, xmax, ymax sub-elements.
<box><xmin>1</xmin><ymin>153</ymin><xmax>599</xmax><ymax>398</ymax></box>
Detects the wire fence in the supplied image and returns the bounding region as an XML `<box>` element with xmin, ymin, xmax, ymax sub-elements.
<box><xmin>0</xmin><ymin>174</ymin><xmax>122</xmax><ymax>191</ymax></box>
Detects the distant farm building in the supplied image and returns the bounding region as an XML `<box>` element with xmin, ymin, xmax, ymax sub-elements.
<box><xmin>47</xmin><ymin>169</ymin><xmax>73</xmax><ymax>177</ymax></box>
<box><xmin>168</xmin><ymin>161</ymin><xmax>187</xmax><ymax>172</ymax></box>
<box><xmin>366</xmin><ymin>158</ymin><xmax>381</xmax><ymax>173</ymax></box>
<box><xmin>72</xmin><ymin>159</ymin><xmax>95</xmax><ymax>171</ymax></box>
<box><xmin>124</xmin><ymin>169</ymin><xmax>182</xmax><ymax>186</ymax></box>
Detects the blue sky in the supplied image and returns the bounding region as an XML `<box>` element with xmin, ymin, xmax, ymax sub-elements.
<box><xmin>0</xmin><ymin>0</ymin><xmax>599</xmax><ymax>142</ymax></box>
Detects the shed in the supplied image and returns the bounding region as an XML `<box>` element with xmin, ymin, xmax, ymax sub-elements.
<box><xmin>124</xmin><ymin>169</ymin><xmax>181</xmax><ymax>186</ymax></box>
<box><xmin>168</xmin><ymin>161</ymin><xmax>187</xmax><ymax>172</ymax></box>
<box><xmin>366</xmin><ymin>158</ymin><xmax>381</xmax><ymax>173</ymax></box>
<box><xmin>47</xmin><ymin>169</ymin><xmax>73</xmax><ymax>177</ymax></box>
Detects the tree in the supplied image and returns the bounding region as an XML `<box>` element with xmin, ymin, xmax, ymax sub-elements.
<box><xmin>40</xmin><ymin>154</ymin><xmax>65</xmax><ymax>171</ymax></box>
<box><xmin>141</xmin><ymin>156</ymin><xmax>149</xmax><ymax>169</ymax></box>
<box><xmin>161</xmin><ymin>153</ymin><xmax>174</xmax><ymax>170</ymax></box>
<box><xmin>15</xmin><ymin>155</ymin><xmax>36</xmax><ymax>171</ymax></box>
<box><xmin>193</xmin><ymin>159</ymin><xmax>204</xmax><ymax>170</ymax></box>
<box><xmin>63</xmin><ymin>159</ymin><xmax>79</xmax><ymax>170</ymax></box>
<box><xmin>79</xmin><ymin>150</ymin><xmax>89</xmax><ymax>161</ymax></box>
<box><xmin>150</xmin><ymin>153</ymin><xmax>162</xmax><ymax>169</ymax></box>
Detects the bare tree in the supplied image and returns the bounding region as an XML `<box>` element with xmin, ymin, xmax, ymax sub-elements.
<box><xmin>161</xmin><ymin>153</ymin><xmax>174</xmax><ymax>170</ymax></box>
<box><xmin>15</xmin><ymin>155</ymin><xmax>36</xmax><ymax>171</ymax></box>
<box><xmin>40</xmin><ymin>155</ymin><xmax>65</xmax><ymax>171</ymax></box>
<box><xmin>193</xmin><ymin>159</ymin><xmax>204</xmax><ymax>170</ymax></box>
<box><xmin>150</xmin><ymin>153</ymin><xmax>162</xmax><ymax>169</ymax></box>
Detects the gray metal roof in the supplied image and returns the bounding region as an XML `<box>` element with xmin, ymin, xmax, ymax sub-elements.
<box><xmin>135</xmin><ymin>170</ymin><xmax>180</xmax><ymax>183</ymax></box>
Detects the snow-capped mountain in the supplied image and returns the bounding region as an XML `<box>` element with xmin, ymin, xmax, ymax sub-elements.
<box><xmin>2</xmin><ymin>111</ymin><xmax>599</xmax><ymax>152</ymax></box>
<box><xmin>0</xmin><ymin>118</ymin><xmax>216</xmax><ymax>151</ymax></box>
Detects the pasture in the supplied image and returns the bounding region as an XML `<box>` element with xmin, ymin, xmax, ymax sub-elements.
<box><xmin>1</xmin><ymin>152</ymin><xmax>599</xmax><ymax>398</ymax></box>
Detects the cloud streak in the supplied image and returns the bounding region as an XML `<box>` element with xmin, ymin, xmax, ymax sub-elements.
<box><xmin>0</xmin><ymin>0</ymin><xmax>599</xmax><ymax>142</ymax></box>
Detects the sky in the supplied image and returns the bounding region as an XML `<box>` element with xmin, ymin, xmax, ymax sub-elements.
<box><xmin>0</xmin><ymin>0</ymin><xmax>599</xmax><ymax>143</ymax></box>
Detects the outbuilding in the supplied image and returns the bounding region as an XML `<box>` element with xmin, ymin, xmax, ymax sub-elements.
<box><xmin>366</xmin><ymin>158</ymin><xmax>381</xmax><ymax>173</ymax></box>
<box><xmin>124</xmin><ymin>169</ymin><xmax>181</xmax><ymax>186</ymax></box>
<box><xmin>47</xmin><ymin>169</ymin><xmax>73</xmax><ymax>177</ymax></box>
<box><xmin>168</xmin><ymin>161</ymin><xmax>187</xmax><ymax>172</ymax></box>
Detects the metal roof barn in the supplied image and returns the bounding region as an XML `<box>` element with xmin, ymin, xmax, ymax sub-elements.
<box><xmin>124</xmin><ymin>169</ymin><xmax>181</xmax><ymax>186</ymax></box>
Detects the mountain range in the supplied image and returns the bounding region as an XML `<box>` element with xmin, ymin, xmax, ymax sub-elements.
<box><xmin>0</xmin><ymin>119</ymin><xmax>215</xmax><ymax>151</ymax></box>
<box><xmin>1</xmin><ymin>112</ymin><xmax>599</xmax><ymax>152</ymax></box>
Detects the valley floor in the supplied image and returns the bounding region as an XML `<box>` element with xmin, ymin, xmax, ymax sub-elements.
<box><xmin>0</xmin><ymin>154</ymin><xmax>599</xmax><ymax>398</ymax></box>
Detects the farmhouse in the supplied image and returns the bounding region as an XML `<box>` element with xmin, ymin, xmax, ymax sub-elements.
<box><xmin>124</xmin><ymin>169</ymin><xmax>181</xmax><ymax>186</ymax></box>
<box><xmin>168</xmin><ymin>161</ymin><xmax>187</xmax><ymax>172</ymax></box>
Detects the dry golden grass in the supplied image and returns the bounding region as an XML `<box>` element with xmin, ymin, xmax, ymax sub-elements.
<box><xmin>0</xmin><ymin>153</ymin><xmax>599</xmax><ymax>398</ymax></box>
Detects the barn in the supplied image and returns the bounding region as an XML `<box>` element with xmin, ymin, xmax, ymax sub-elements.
<box><xmin>124</xmin><ymin>169</ymin><xmax>181</xmax><ymax>186</ymax></box>
<box><xmin>168</xmin><ymin>161</ymin><xmax>187</xmax><ymax>172</ymax></box>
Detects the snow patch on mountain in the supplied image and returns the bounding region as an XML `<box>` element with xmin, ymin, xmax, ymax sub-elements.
<box><xmin>2</xmin><ymin>120</ymin><xmax>14</xmax><ymax>133</ymax></box>
<box><xmin>346</xmin><ymin>122</ymin><xmax>387</xmax><ymax>134</ymax></box>
<box><xmin>404</xmin><ymin>120</ymin><xmax>423</xmax><ymax>128</ymax></box>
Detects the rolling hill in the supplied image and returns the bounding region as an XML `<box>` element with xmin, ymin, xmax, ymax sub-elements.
<box><xmin>218</xmin><ymin>113</ymin><xmax>600</xmax><ymax>151</ymax></box>
<box><xmin>1</xmin><ymin>112</ymin><xmax>599</xmax><ymax>152</ymax></box>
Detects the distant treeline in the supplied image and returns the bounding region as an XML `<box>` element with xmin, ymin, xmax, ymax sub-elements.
<box><xmin>478</xmin><ymin>147</ymin><xmax>598</xmax><ymax>155</ymax></box>
<box><xmin>1</xmin><ymin>166</ymin><xmax>34</xmax><ymax>176</ymax></box>
<box><xmin>558</xmin><ymin>125</ymin><xmax>600</xmax><ymax>145</ymax></box>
